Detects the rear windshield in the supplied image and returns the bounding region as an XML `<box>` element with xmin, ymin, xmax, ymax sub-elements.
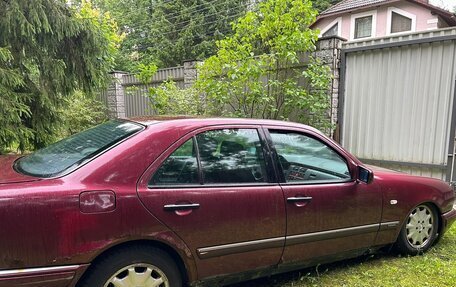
<box><xmin>15</xmin><ymin>120</ymin><xmax>143</xmax><ymax>178</ymax></box>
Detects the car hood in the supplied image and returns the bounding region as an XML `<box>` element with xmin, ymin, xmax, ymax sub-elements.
<box><xmin>366</xmin><ymin>164</ymin><xmax>403</xmax><ymax>175</ymax></box>
<box><xmin>0</xmin><ymin>155</ymin><xmax>41</xmax><ymax>184</ymax></box>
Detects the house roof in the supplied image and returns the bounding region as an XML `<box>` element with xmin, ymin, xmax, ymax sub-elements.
<box><xmin>322</xmin><ymin>0</ymin><xmax>389</xmax><ymax>15</ymax></box>
<box><xmin>315</xmin><ymin>0</ymin><xmax>456</xmax><ymax>26</ymax></box>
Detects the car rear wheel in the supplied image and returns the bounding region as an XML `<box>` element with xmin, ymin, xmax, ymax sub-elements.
<box><xmin>78</xmin><ymin>245</ymin><xmax>182</xmax><ymax>287</ymax></box>
<box><xmin>395</xmin><ymin>204</ymin><xmax>439</xmax><ymax>255</ymax></box>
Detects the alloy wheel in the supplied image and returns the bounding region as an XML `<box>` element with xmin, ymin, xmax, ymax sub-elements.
<box><xmin>104</xmin><ymin>263</ymin><xmax>169</xmax><ymax>287</ymax></box>
<box><xmin>405</xmin><ymin>205</ymin><xmax>435</xmax><ymax>249</ymax></box>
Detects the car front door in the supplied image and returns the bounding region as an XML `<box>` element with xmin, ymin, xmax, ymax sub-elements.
<box><xmin>137</xmin><ymin>125</ymin><xmax>286</xmax><ymax>280</ymax></box>
<box><xmin>264</xmin><ymin>127</ymin><xmax>382</xmax><ymax>267</ymax></box>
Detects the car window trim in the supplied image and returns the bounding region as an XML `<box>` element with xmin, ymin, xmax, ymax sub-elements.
<box><xmin>148</xmin><ymin>182</ymin><xmax>279</xmax><ymax>189</ymax></box>
<box><xmin>195</xmin><ymin>127</ymin><xmax>271</xmax><ymax>185</ymax></box>
<box><xmin>193</xmin><ymin>136</ymin><xmax>204</xmax><ymax>185</ymax></box>
<box><xmin>262</xmin><ymin>127</ymin><xmax>354</xmax><ymax>184</ymax></box>
<box><xmin>279</xmin><ymin>178</ymin><xmax>356</xmax><ymax>186</ymax></box>
<box><xmin>257</xmin><ymin>127</ymin><xmax>279</xmax><ymax>184</ymax></box>
<box><xmin>147</xmin><ymin>125</ymin><xmax>274</xmax><ymax>187</ymax></box>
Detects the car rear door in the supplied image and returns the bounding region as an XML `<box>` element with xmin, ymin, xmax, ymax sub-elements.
<box><xmin>263</xmin><ymin>126</ymin><xmax>383</xmax><ymax>267</ymax></box>
<box><xmin>137</xmin><ymin>125</ymin><xmax>286</xmax><ymax>280</ymax></box>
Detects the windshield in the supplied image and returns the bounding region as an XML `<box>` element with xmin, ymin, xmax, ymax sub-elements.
<box><xmin>15</xmin><ymin>120</ymin><xmax>143</xmax><ymax>178</ymax></box>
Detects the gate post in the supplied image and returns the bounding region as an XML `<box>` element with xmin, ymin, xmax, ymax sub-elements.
<box><xmin>183</xmin><ymin>60</ymin><xmax>201</xmax><ymax>88</ymax></box>
<box><xmin>314</xmin><ymin>36</ymin><xmax>346</xmax><ymax>141</ymax></box>
<box><xmin>106</xmin><ymin>71</ymin><xmax>127</xmax><ymax>119</ymax></box>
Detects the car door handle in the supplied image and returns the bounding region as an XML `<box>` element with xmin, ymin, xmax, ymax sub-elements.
<box><xmin>287</xmin><ymin>196</ymin><xmax>313</xmax><ymax>203</ymax></box>
<box><xmin>163</xmin><ymin>203</ymin><xmax>200</xmax><ymax>211</ymax></box>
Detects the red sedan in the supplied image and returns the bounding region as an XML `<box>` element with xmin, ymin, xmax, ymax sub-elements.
<box><xmin>0</xmin><ymin>118</ymin><xmax>455</xmax><ymax>287</ymax></box>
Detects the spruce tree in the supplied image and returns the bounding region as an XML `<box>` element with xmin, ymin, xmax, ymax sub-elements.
<box><xmin>0</xmin><ymin>0</ymin><xmax>118</xmax><ymax>151</ymax></box>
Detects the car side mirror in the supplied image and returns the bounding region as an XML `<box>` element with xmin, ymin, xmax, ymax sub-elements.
<box><xmin>358</xmin><ymin>166</ymin><xmax>374</xmax><ymax>184</ymax></box>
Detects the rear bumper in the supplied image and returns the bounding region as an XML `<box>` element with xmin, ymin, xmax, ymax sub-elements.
<box><xmin>441</xmin><ymin>208</ymin><xmax>456</xmax><ymax>234</ymax></box>
<box><xmin>0</xmin><ymin>264</ymin><xmax>89</xmax><ymax>287</ymax></box>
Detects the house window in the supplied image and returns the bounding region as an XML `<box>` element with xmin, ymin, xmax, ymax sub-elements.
<box><xmin>354</xmin><ymin>16</ymin><xmax>373</xmax><ymax>39</ymax></box>
<box><xmin>323</xmin><ymin>23</ymin><xmax>338</xmax><ymax>37</ymax></box>
<box><xmin>319</xmin><ymin>17</ymin><xmax>342</xmax><ymax>38</ymax></box>
<box><xmin>387</xmin><ymin>7</ymin><xmax>416</xmax><ymax>35</ymax></box>
<box><xmin>350</xmin><ymin>11</ymin><xmax>376</xmax><ymax>40</ymax></box>
<box><xmin>391</xmin><ymin>12</ymin><xmax>412</xmax><ymax>33</ymax></box>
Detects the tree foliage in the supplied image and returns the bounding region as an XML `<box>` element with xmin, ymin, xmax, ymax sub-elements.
<box><xmin>93</xmin><ymin>0</ymin><xmax>250</xmax><ymax>70</ymax></box>
<box><xmin>148</xmin><ymin>81</ymin><xmax>201</xmax><ymax>116</ymax></box>
<box><xmin>0</xmin><ymin>47</ymin><xmax>31</xmax><ymax>153</ymax></box>
<box><xmin>76</xmin><ymin>1</ymin><xmax>124</xmax><ymax>68</ymax></box>
<box><xmin>196</xmin><ymin>0</ymin><xmax>332</xmax><ymax>130</ymax></box>
<box><xmin>0</xmin><ymin>0</ymin><xmax>120</xmax><ymax>152</ymax></box>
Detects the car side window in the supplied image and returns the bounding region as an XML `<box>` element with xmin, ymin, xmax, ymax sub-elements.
<box><xmin>196</xmin><ymin>129</ymin><xmax>267</xmax><ymax>184</ymax></box>
<box><xmin>150</xmin><ymin>138</ymin><xmax>199</xmax><ymax>186</ymax></box>
<box><xmin>269</xmin><ymin>130</ymin><xmax>350</xmax><ymax>183</ymax></box>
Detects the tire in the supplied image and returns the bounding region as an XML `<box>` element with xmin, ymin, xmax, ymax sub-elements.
<box><xmin>394</xmin><ymin>204</ymin><xmax>439</xmax><ymax>255</ymax></box>
<box><xmin>77</xmin><ymin>245</ymin><xmax>183</xmax><ymax>287</ymax></box>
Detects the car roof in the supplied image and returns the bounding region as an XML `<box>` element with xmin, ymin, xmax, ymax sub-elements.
<box><xmin>126</xmin><ymin>116</ymin><xmax>321</xmax><ymax>134</ymax></box>
<box><xmin>124</xmin><ymin>116</ymin><xmax>357</xmax><ymax>165</ymax></box>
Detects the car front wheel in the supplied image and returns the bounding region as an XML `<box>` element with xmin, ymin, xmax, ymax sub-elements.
<box><xmin>78</xmin><ymin>245</ymin><xmax>182</xmax><ymax>287</ymax></box>
<box><xmin>395</xmin><ymin>204</ymin><xmax>439</xmax><ymax>255</ymax></box>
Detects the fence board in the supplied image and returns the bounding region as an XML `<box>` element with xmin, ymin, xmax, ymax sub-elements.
<box><xmin>341</xmin><ymin>28</ymin><xmax>456</xmax><ymax>180</ymax></box>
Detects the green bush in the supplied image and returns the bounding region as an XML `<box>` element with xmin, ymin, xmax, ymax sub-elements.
<box><xmin>58</xmin><ymin>91</ymin><xmax>108</xmax><ymax>138</ymax></box>
<box><xmin>147</xmin><ymin>81</ymin><xmax>201</xmax><ymax>116</ymax></box>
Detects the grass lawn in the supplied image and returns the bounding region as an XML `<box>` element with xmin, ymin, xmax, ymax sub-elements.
<box><xmin>231</xmin><ymin>225</ymin><xmax>456</xmax><ymax>287</ymax></box>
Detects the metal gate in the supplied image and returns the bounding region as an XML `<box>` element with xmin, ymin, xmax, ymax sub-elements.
<box><xmin>339</xmin><ymin>28</ymin><xmax>456</xmax><ymax>181</ymax></box>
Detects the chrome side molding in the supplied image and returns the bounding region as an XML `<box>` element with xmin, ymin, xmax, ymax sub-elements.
<box><xmin>197</xmin><ymin>221</ymin><xmax>401</xmax><ymax>259</ymax></box>
<box><xmin>0</xmin><ymin>265</ymin><xmax>81</xmax><ymax>278</ymax></box>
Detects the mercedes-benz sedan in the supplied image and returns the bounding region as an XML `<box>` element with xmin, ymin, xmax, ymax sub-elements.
<box><xmin>0</xmin><ymin>118</ymin><xmax>455</xmax><ymax>287</ymax></box>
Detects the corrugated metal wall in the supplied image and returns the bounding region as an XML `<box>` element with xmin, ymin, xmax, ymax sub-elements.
<box><xmin>111</xmin><ymin>66</ymin><xmax>184</xmax><ymax>117</ymax></box>
<box><xmin>122</xmin><ymin>66</ymin><xmax>184</xmax><ymax>86</ymax></box>
<box><xmin>123</xmin><ymin>66</ymin><xmax>185</xmax><ymax>118</ymax></box>
<box><xmin>341</xmin><ymin>29</ymin><xmax>456</xmax><ymax>180</ymax></box>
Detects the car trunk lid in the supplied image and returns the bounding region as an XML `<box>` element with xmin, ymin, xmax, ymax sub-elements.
<box><xmin>0</xmin><ymin>155</ymin><xmax>41</xmax><ymax>184</ymax></box>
